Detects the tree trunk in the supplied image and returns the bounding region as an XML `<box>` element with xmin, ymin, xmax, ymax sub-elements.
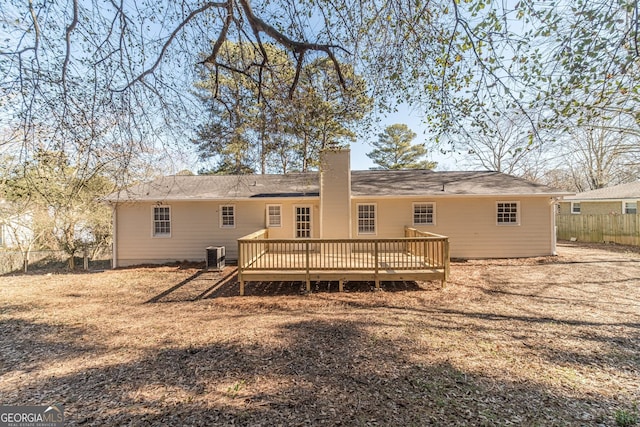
<box><xmin>19</xmin><ymin>244</ymin><xmax>30</xmax><ymax>273</ymax></box>
<box><xmin>260</xmin><ymin>109</ymin><xmax>267</xmax><ymax>174</ymax></box>
<box><xmin>302</xmin><ymin>133</ymin><xmax>309</xmax><ymax>172</ymax></box>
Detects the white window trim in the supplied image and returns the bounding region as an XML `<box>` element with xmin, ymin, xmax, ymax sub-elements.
<box><xmin>294</xmin><ymin>205</ymin><xmax>312</xmax><ymax>238</ymax></box>
<box><xmin>266</xmin><ymin>204</ymin><xmax>282</xmax><ymax>228</ymax></box>
<box><xmin>570</xmin><ymin>202</ymin><xmax>581</xmax><ymax>214</ymax></box>
<box><xmin>152</xmin><ymin>205</ymin><xmax>172</xmax><ymax>238</ymax></box>
<box><xmin>496</xmin><ymin>201</ymin><xmax>520</xmax><ymax>226</ymax></box>
<box><xmin>412</xmin><ymin>202</ymin><xmax>436</xmax><ymax>226</ymax></box>
<box><xmin>623</xmin><ymin>201</ymin><xmax>637</xmax><ymax>214</ymax></box>
<box><xmin>357</xmin><ymin>203</ymin><xmax>377</xmax><ymax>235</ymax></box>
<box><xmin>219</xmin><ymin>204</ymin><xmax>236</xmax><ymax>229</ymax></box>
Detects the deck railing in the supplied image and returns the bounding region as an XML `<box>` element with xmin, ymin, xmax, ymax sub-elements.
<box><xmin>237</xmin><ymin>227</ymin><xmax>450</xmax><ymax>295</ymax></box>
<box><xmin>404</xmin><ymin>227</ymin><xmax>450</xmax><ymax>269</ymax></box>
<box><xmin>237</xmin><ymin>228</ymin><xmax>269</xmax><ymax>268</ymax></box>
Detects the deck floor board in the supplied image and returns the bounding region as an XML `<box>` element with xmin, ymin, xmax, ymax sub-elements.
<box><xmin>240</xmin><ymin>252</ymin><xmax>446</xmax><ymax>286</ymax></box>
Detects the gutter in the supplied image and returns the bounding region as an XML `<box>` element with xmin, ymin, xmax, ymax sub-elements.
<box><xmin>561</xmin><ymin>198</ymin><xmax>634</xmax><ymax>202</ymax></box>
<box><xmin>351</xmin><ymin>193</ymin><xmax>573</xmax><ymax>199</ymax></box>
<box><xmin>102</xmin><ymin>195</ymin><xmax>321</xmax><ymax>203</ymax></box>
<box><xmin>550</xmin><ymin>197</ymin><xmax>558</xmax><ymax>255</ymax></box>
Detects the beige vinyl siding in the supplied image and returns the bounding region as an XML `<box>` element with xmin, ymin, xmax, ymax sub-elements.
<box><xmin>586</xmin><ymin>201</ymin><xmax>625</xmax><ymax>215</ymax></box>
<box><xmin>559</xmin><ymin>201</ymin><xmax>624</xmax><ymax>215</ymax></box>
<box><xmin>352</xmin><ymin>196</ymin><xmax>554</xmax><ymax>258</ymax></box>
<box><xmin>558</xmin><ymin>202</ymin><xmax>571</xmax><ymax>215</ymax></box>
<box><xmin>115</xmin><ymin>199</ymin><xmax>319</xmax><ymax>266</ymax></box>
<box><xmin>116</xmin><ymin>194</ymin><xmax>555</xmax><ymax>266</ymax></box>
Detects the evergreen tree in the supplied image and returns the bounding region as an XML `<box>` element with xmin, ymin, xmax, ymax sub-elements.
<box><xmin>367</xmin><ymin>124</ymin><xmax>437</xmax><ymax>170</ymax></box>
<box><xmin>193</xmin><ymin>43</ymin><xmax>372</xmax><ymax>174</ymax></box>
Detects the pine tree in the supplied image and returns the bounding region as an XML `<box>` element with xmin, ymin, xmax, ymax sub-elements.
<box><xmin>367</xmin><ymin>124</ymin><xmax>437</xmax><ymax>170</ymax></box>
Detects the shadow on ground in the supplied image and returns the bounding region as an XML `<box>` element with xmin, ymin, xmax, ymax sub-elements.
<box><xmin>1</xmin><ymin>318</ymin><xmax>628</xmax><ymax>426</ymax></box>
<box><xmin>146</xmin><ymin>267</ymin><xmax>435</xmax><ymax>302</ymax></box>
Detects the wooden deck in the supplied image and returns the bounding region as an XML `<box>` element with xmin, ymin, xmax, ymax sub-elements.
<box><xmin>237</xmin><ymin>228</ymin><xmax>450</xmax><ymax>295</ymax></box>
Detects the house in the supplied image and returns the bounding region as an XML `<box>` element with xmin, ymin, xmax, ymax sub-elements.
<box><xmin>558</xmin><ymin>182</ymin><xmax>640</xmax><ymax>215</ymax></box>
<box><xmin>556</xmin><ymin>182</ymin><xmax>640</xmax><ymax>246</ymax></box>
<box><xmin>106</xmin><ymin>149</ymin><xmax>569</xmax><ymax>276</ymax></box>
<box><xmin>0</xmin><ymin>200</ymin><xmax>34</xmax><ymax>249</ymax></box>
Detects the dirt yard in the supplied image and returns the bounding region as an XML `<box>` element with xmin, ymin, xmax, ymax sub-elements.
<box><xmin>0</xmin><ymin>242</ymin><xmax>638</xmax><ymax>426</ymax></box>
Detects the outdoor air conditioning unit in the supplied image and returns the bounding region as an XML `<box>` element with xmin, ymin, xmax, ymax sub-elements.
<box><xmin>206</xmin><ymin>246</ymin><xmax>225</xmax><ymax>271</ymax></box>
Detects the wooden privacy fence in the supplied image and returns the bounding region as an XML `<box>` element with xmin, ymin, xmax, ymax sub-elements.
<box><xmin>237</xmin><ymin>227</ymin><xmax>450</xmax><ymax>295</ymax></box>
<box><xmin>556</xmin><ymin>214</ymin><xmax>640</xmax><ymax>246</ymax></box>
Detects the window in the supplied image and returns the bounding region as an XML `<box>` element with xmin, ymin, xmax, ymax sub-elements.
<box><xmin>267</xmin><ymin>205</ymin><xmax>281</xmax><ymax>227</ymax></box>
<box><xmin>357</xmin><ymin>204</ymin><xmax>376</xmax><ymax>234</ymax></box>
<box><xmin>220</xmin><ymin>205</ymin><xmax>235</xmax><ymax>228</ymax></box>
<box><xmin>413</xmin><ymin>203</ymin><xmax>435</xmax><ymax>225</ymax></box>
<box><xmin>496</xmin><ymin>202</ymin><xmax>519</xmax><ymax>225</ymax></box>
<box><xmin>624</xmin><ymin>201</ymin><xmax>637</xmax><ymax>214</ymax></box>
<box><xmin>153</xmin><ymin>206</ymin><xmax>171</xmax><ymax>237</ymax></box>
<box><xmin>295</xmin><ymin>206</ymin><xmax>311</xmax><ymax>238</ymax></box>
<box><xmin>571</xmin><ymin>202</ymin><xmax>581</xmax><ymax>214</ymax></box>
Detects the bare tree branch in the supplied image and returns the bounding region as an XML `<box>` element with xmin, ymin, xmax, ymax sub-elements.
<box><xmin>28</xmin><ymin>0</ymin><xmax>41</xmax><ymax>54</ymax></box>
<box><xmin>289</xmin><ymin>50</ymin><xmax>305</xmax><ymax>99</ymax></box>
<box><xmin>200</xmin><ymin>1</ymin><xmax>234</xmax><ymax>65</ymax></box>
<box><xmin>118</xmin><ymin>1</ymin><xmax>228</xmax><ymax>92</ymax></box>
<box><xmin>196</xmin><ymin>0</ymin><xmax>352</xmax><ymax>96</ymax></box>
<box><xmin>450</xmin><ymin>0</ymin><xmax>541</xmax><ymax>143</ymax></box>
<box><xmin>62</xmin><ymin>0</ymin><xmax>79</xmax><ymax>100</ymax></box>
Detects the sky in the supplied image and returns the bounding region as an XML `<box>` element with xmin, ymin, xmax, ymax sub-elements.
<box><xmin>349</xmin><ymin>106</ymin><xmax>462</xmax><ymax>171</ymax></box>
<box><xmin>0</xmin><ymin>1</ymin><xmax>472</xmax><ymax>178</ymax></box>
<box><xmin>185</xmin><ymin>103</ymin><xmax>463</xmax><ymax>175</ymax></box>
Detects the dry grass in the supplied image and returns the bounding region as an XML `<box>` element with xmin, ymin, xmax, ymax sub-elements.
<box><xmin>1</xmin><ymin>242</ymin><xmax>639</xmax><ymax>426</ymax></box>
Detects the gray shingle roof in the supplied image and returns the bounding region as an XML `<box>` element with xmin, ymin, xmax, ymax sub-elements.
<box><xmin>105</xmin><ymin>170</ymin><xmax>569</xmax><ymax>202</ymax></box>
<box><xmin>104</xmin><ymin>173</ymin><xmax>319</xmax><ymax>201</ymax></box>
<box><xmin>351</xmin><ymin>170</ymin><xmax>567</xmax><ymax>196</ymax></box>
<box><xmin>564</xmin><ymin>181</ymin><xmax>640</xmax><ymax>201</ymax></box>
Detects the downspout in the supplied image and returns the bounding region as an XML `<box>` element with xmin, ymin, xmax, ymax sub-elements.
<box><xmin>550</xmin><ymin>197</ymin><xmax>558</xmax><ymax>256</ymax></box>
<box><xmin>111</xmin><ymin>203</ymin><xmax>118</xmax><ymax>269</ymax></box>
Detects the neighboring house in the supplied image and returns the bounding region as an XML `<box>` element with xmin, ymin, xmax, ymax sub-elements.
<box><xmin>0</xmin><ymin>201</ymin><xmax>34</xmax><ymax>249</ymax></box>
<box><xmin>105</xmin><ymin>149</ymin><xmax>570</xmax><ymax>268</ymax></box>
<box><xmin>556</xmin><ymin>182</ymin><xmax>640</xmax><ymax>246</ymax></box>
<box><xmin>558</xmin><ymin>182</ymin><xmax>640</xmax><ymax>215</ymax></box>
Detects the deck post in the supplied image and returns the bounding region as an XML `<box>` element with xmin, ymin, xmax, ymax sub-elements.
<box><xmin>238</xmin><ymin>239</ymin><xmax>245</xmax><ymax>296</ymax></box>
<box><xmin>305</xmin><ymin>241</ymin><xmax>311</xmax><ymax>292</ymax></box>
<box><xmin>374</xmin><ymin>241</ymin><xmax>380</xmax><ymax>289</ymax></box>
<box><xmin>442</xmin><ymin>239</ymin><xmax>450</xmax><ymax>288</ymax></box>
<box><xmin>339</xmin><ymin>279</ymin><xmax>344</xmax><ymax>292</ymax></box>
